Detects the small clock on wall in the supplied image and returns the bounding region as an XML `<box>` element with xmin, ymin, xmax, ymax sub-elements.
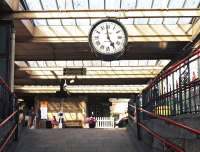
<box><xmin>88</xmin><ymin>19</ymin><xmax>128</xmax><ymax>60</ymax></box>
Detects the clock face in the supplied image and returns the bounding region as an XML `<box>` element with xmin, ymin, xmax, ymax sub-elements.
<box><xmin>89</xmin><ymin>19</ymin><xmax>128</xmax><ymax>60</ymax></box>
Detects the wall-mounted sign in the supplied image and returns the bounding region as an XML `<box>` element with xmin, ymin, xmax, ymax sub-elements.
<box><xmin>40</xmin><ymin>101</ymin><xmax>48</xmax><ymax>119</ymax></box>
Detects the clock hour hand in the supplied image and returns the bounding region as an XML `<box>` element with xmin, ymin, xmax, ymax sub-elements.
<box><xmin>110</xmin><ymin>42</ymin><xmax>115</xmax><ymax>49</ymax></box>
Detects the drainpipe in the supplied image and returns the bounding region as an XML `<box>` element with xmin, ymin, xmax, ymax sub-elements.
<box><xmin>10</xmin><ymin>25</ymin><xmax>15</xmax><ymax>93</ymax></box>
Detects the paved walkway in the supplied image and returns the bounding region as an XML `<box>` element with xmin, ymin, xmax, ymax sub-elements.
<box><xmin>9</xmin><ymin>128</ymin><xmax>138</xmax><ymax>152</ymax></box>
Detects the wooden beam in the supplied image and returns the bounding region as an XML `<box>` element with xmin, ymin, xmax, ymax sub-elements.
<box><xmin>15</xmin><ymin>25</ymin><xmax>191</xmax><ymax>42</ymax></box>
<box><xmin>16</xmin><ymin>36</ymin><xmax>191</xmax><ymax>43</ymax></box>
<box><xmin>14</xmin><ymin>84</ymin><xmax>146</xmax><ymax>94</ymax></box>
<box><xmin>192</xmin><ymin>19</ymin><xmax>200</xmax><ymax>41</ymax></box>
<box><xmin>4</xmin><ymin>0</ymin><xmax>20</xmax><ymax>11</ymax></box>
<box><xmin>14</xmin><ymin>78</ymin><xmax>150</xmax><ymax>85</ymax></box>
<box><xmin>2</xmin><ymin>9</ymin><xmax>200</xmax><ymax>19</ymax></box>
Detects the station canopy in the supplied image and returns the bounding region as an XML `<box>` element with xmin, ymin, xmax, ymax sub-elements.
<box><xmin>14</xmin><ymin>0</ymin><xmax>200</xmax><ymax>94</ymax></box>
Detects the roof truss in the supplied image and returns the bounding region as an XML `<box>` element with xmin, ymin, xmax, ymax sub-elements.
<box><xmin>2</xmin><ymin>9</ymin><xmax>200</xmax><ymax>19</ymax></box>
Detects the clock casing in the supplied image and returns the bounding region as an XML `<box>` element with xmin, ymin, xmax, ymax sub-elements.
<box><xmin>89</xmin><ymin>19</ymin><xmax>128</xmax><ymax>60</ymax></box>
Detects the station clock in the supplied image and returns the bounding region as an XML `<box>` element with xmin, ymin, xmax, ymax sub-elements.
<box><xmin>89</xmin><ymin>19</ymin><xmax>128</xmax><ymax>60</ymax></box>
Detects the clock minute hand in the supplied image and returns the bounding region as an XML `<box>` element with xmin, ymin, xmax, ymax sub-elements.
<box><xmin>106</xmin><ymin>24</ymin><xmax>111</xmax><ymax>40</ymax></box>
<box><xmin>106</xmin><ymin>24</ymin><xmax>115</xmax><ymax>49</ymax></box>
<box><xmin>110</xmin><ymin>42</ymin><xmax>115</xmax><ymax>49</ymax></box>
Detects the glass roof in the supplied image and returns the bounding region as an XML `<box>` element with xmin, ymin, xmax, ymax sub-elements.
<box><xmin>22</xmin><ymin>0</ymin><xmax>200</xmax><ymax>26</ymax></box>
<box><xmin>15</xmin><ymin>60</ymin><xmax>170</xmax><ymax>79</ymax></box>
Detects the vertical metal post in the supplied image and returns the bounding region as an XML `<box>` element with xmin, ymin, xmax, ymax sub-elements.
<box><xmin>188</xmin><ymin>62</ymin><xmax>192</xmax><ymax>113</ymax></box>
<box><xmin>14</xmin><ymin>97</ymin><xmax>18</xmax><ymax>141</ymax></box>
<box><xmin>172</xmin><ymin>73</ymin><xmax>176</xmax><ymax>115</ymax></box>
<box><xmin>10</xmin><ymin>26</ymin><xmax>15</xmax><ymax>93</ymax></box>
<box><xmin>179</xmin><ymin>68</ymin><xmax>183</xmax><ymax>114</ymax></box>
<box><xmin>198</xmin><ymin>54</ymin><xmax>200</xmax><ymax>78</ymax></box>
<box><xmin>136</xmin><ymin>95</ymin><xmax>141</xmax><ymax>140</ymax></box>
<box><xmin>10</xmin><ymin>25</ymin><xmax>18</xmax><ymax>141</ymax></box>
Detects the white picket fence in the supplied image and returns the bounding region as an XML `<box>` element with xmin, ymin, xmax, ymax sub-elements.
<box><xmin>95</xmin><ymin>117</ymin><xmax>115</xmax><ymax>128</ymax></box>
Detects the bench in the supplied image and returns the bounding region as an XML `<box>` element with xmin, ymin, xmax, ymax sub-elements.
<box><xmin>64</xmin><ymin>120</ymin><xmax>83</xmax><ymax>128</ymax></box>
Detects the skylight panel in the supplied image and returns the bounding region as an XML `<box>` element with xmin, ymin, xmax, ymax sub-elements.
<box><xmin>119</xmin><ymin>60</ymin><xmax>129</xmax><ymax>66</ymax></box>
<box><xmin>73</xmin><ymin>0</ymin><xmax>88</xmax><ymax>9</ymax></box>
<box><xmin>168</xmin><ymin>0</ymin><xmax>186</xmax><ymax>8</ymax></box>
<box><xmin>148</xmin><ymin>18</ymin><xmax>163</xmax><ymax>24</ymax></box>
<box><xmin>163</xmin><ymin>0</ymin><xmax>185</xmax><ymax>24</ymax></box>
<box><xmin>83</xmin><ymin>61</ymin><xmax>92</xmax><ymax>67</ymax></box>
<box><xmin>76</xmin><ymin>19</ymin><xmax>90</xmax><ymax>25</ymax></box>
<box><xmin>163</xmin><ymin>18</ymin><xmax>179</xmax><ymax>24</ymax></box>
<box><xmin>15</xmin><ymin>61</ymin><xmax>28</xmax><ymax>67</ymax></box>
<box><xmin>136</xmin><ymin>0</ymin><xmax>153</xmax><ymax>8</ymax></box>
<box><xmin>37</xmin><ymin>61</ymin><xmax>46</xmax><ymax>67</ymax></box>
<box><xmin>62</xmin><ymin>19</ymin><xmax>76</xmax><ymax>26</ymax></box>
<box><xmin>134</xmin><ymin>19</ymin><xmax>148</xmax><ymax>24</ymax></box>
<box><xmin>148</xmin><ymin>60</ymin><xmax>157</xmax><ymax>66</ymax></box>
<box><xmin>128</xmin><ymin>60</ymin><xmax>139</xmax><ymax>66</ymax></box>
<box><xmin>138</xmin><ymin>60</ymin><xmax>149</xmax><ymax>66</ymax></box>
<box><xmin>34</xmin><ymin>20</ymin><xmax>47</xmax><ymax>26</ymax></box>
<box><xmin>120</xmin><ymin>19</ymin><xmax>134</xmax><ymax>25</ymax></box>
<box><xmin>74</xmin><ymin>61</ymin><xmax>83</xmax><ymax>66</ymax></box>
<box><xmin>56</xmin><ymin>0</ymin><xmax>74</xmax><ymax>10</ymax></box>
<box><xmin>47</xmin><ymin>19</ymin><xmax>62</xmax><ymax>26</ymax></box>
<box><xmin>73</xmin><ymin>0</ymin><xmax>89</xmax><ymax>25</ymax></box>
<box><xmin>25</xmin><ymin>0</ymin><xmax>47</xmax><ymax>25</ymax></box>
<box><xmin>178</xmin><ymin>0</ymin><xmax>199</xmax><ymax>24</ymax></box>
<box><xmin>56</xmin><ymin>61</ymin><xmax>66</xmax><ymax>67</ymax></box>
<box><xmin>46</xmin><ymin>61</ymin><xmax>56</xmax><ymax>67</ymax></box>
<box><xmin>134</xmin><ymin>0</ymin><xmax>153</xmax><ymax>24</ymax></box>
<box><xmin>102</xmin><ymin>61</ymin><xmax>111</xmax><ymax>67</ymax></box>
<box><xmin>25</xmin><ymin>0</ymin><xmax>42</xmax><ymax>10</ymax></box>
<box><xmin>92</xmin><ymin>61</ymin><xmax>101</xmax><ymax>67</ymax></box>
<box><xmin>28</xmin><ymin>61</ymin><xmax>38</xmax><ymax>67</ymax></box>
<box><xmin>111</xmin><ymin>61</ymin><xmax>120</xmax><ymax>66</ymax></box>
<box><xmin>149</xmin><ymin>0</ymin><xmax>169</xmax><ymax>24</ymax></box>
<box><xmin>106</xmin><ymin>0</ymin><xmax>120</xmax><ymax>9</ymax></box>
<box><xmin>184</xmin><ymin>0</ymin><xmax>200</xmax><ymax>8</ymax></box>
<box><xmin>90</xmin><ymin>0</ymin><xmax>104</xmax><ymax>9</ymax></box>
<box><xmin>67</xmin><ymin>61</ymin><xmax>74</xmax><ymax>66</ymax></box>
<box><xmin>41</xmin><ymin>0</ymin><xmax>57</xmax><ymax>10</ymax></box>
<box><xmin>152</xmin><ymin>0</ymin><xmax>169</xmax><ymax>8</ymax></box>
<box><xmin>57</xmin><ymin>0</ymin><xmax>65</xmax><ymax>10</ymax></box>
<box><xmin>121</xmin><ymin>0</ymin><xmax>136</xmax><ymax>9</ymax></box>
<box><xmin>178</xmin><ymin>18</ymin><xmax>192</xmax><ymax>24</ymax></box>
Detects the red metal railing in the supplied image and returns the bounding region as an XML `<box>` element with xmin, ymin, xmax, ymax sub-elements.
<box><xmin>139</xmin><ymin>108</ymin><xmax>200</xmax><ymax>135</ymax></box>
<box><xmin>0</xmin><ymin>76</ymin><xmax>11</xmax><ymax>93</ymax></box>
<box><xmin>146</xmin><ymin>48</ymin><xmax>200</xmax><ymax>90</ymax></box>
<box><xmin>0</xmin><ymin>77</ymin><xmax>18</xmax><ymax>152</ymax></box>
<box><xmin>0</xmin><ymin>76</ymin><xmax>16</xmax><ymax>97</ymax></box>
<box><xmin>138</xmin><ymin>122</ymin><xmax>184</xmax><ymax>152</ymax></box>
<box><xmin>135</xmin><ymin>108</ymin><xmax>200</xmax><ymax>152</ymax></box>
<box><xmin>0</xmin><ymin>125</ymin><xmax>17</xmax><ymax>152</ymax></box>
<box><xmin>128</xmin><ymin>102</ymin><xmax>186</xmax><ymax>152</ymax></box>
<box><xmin>0</xmin><ymin>111</ymin><xmax>17</xmax><ymax>128</ymax></box>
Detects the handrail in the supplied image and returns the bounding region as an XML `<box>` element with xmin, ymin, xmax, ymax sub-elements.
<box><xmin>0</xmin><ymin>76</ymin><xmax>12</xmax><ymax>94</ymax></box>
<box><xmin>138</xmin><ymin>122</ymin><xmax>184</xmax><ymax>152</ymax></box>
<box><xmin>146</xmin><ymin>48</ymin><xmax>200</xmax><ymax>90</ymax></box>
<box><xmin>139</xmin><ymin>108</ymin><xmax>200</xmax><ymax>135</ymax></box>
<box><xmin>0</xmin><ymin>124</ymin><xmax>17</xmax><ymax>152</ymax></box>
<box><xmin>0</xmin><ymin>78</ymin><xmax>18</xmax><ymax>151</ymax></box>
<box><xmin>0</xmin><ymin>111</ymin><xmax>17</xmax><ymax>128</ymax></box>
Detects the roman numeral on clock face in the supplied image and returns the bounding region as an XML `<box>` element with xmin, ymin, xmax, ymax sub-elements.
<box><xmin>106</xmin><ymin>47</ymin><xmax>110</xmax><ymax>52</ymax></box>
